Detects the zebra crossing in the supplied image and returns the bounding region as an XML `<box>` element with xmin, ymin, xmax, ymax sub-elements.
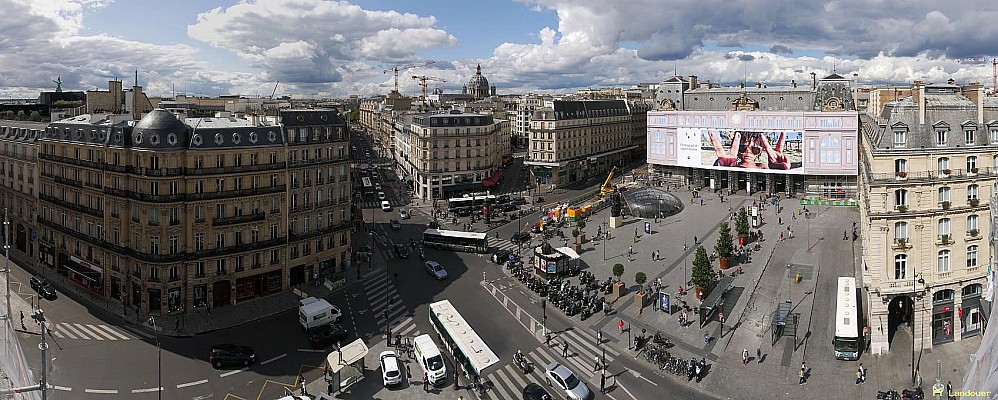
<box><xmin>362</xmin><ymin>270</ymin><xmax>419</xmax><ymax>338</ymax></box>
<box><xmin>358</xmin><ymin>198</ymin><xmax>405</xmax><ymax>209</ymax></box>
<box><xmin>49</xmin><ymin>322</ymin><xmax>152</xmax><ymax>341</ymax></box>
<box><xmin>487</xmin><ymin>237</ymin><xmax>520</xmax><ymax>253</ymax></box>
<box><xmin>485</xmin><ymin>327</ymin><xmax>620</xmax><ymax>400</ymax></box>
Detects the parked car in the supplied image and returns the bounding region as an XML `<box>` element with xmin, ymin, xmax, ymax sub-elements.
<box><xmin>381</xmin><ymin>201</ymin><xmax>392</xmax><ymax>211</ymax></box>
<box><xmin>30</xmin><ymin>277</ymin><xmax>57</xmax><ymax>300</ymax></box>
<box><xmin>523</xmin><ymin>382</ymin><xmax>555</xmax><ymax>400</ymax></box>
<box><xmin>399</xmin><ymin>209</ymin><xmax>410</xmax><ymax>219</ymax></box>
<box><xmin>424</xmin><ymin>261</ymin><xmax>448</xmax><ymax>280</ymax></box>
<box><xmin>209</xmin><ymin>344</ymin><xmax>256</xmax><ymax>369</ymax></box>
<box><xmin>510</xmin><ymin>232</ymin><xmax>531</xmax><ymax>244</ymax></box>
<box><xmin>545</xmin><ymin>363</ymin><xmax>591</xmax><ymax>400</ymax></box>
<box><xmin>375</xmin><ymin>183</ymin><xmax>382</xmax><ymax>191</ymax></box>
<box><xmin>390</xmin><ymin>219</ymin><xmax>401</xmax><ymax>230</ymax></box>
<box><xmin>512</xmin><ymin>197</ymin><xmax>527</xmax><ymax>205</ymax></box>
<box><xmin>380</xmin><ymin>351</ymin><xmax>403</xmax><ymax>387</ymax></box>
<box><xmin>491</xmin><ymin>249</ymin><xmax>514</xmax><ymax>264</ymax></box>
<box><xmin>378</xmin><ymin>191</ymin><xmax>387</xmax><ymax>200</ymax></box>
<box><xmin>394</xmin><ymin>244</ymin><xmax>410</xmax><ymax>258</ymax></box>
<box><xmin>306</xmin><ymin>324</ymin><xmax>348</xmax><ymax>349</ymax></box>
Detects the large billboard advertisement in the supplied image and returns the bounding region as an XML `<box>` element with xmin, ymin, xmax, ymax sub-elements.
<box><xmin>677</xmin><ymin>128</ymin><xmax>804</xmax><ymax>173</ymax></box>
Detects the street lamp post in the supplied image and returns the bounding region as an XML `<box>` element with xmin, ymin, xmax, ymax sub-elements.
<box><xmin>912</xmin><ymin>275</ymin><xmax>924</xmax><ymax>388</ymax></box>
<box><xmin>148</xmin><ymin>317</ymin><xmax>162</xmax><ymax>400</ymax></box>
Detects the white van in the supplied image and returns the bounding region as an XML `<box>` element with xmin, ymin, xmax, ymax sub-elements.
<box><xmin>298</xmin><ymin>297</ymin><xmax>342</xmax><ymax>330</ymax></box>
<box><xmin>413</xmin><ymin>334</ymin><xmax>447</xmax><ymax>386</ymax></box>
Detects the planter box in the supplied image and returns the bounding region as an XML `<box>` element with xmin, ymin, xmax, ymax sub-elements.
<box><xmin>613</xmin><ymin>281</ymin><xmax>625</xmax><ymax>300</ymax></box>
<box><xmin>635</xmin><ymin>291</ymin><xmax>646</xmax><ymax>313</ymax></box>
<box><xmin>718</xmin><ymin>257</ymin><xmax>731</xmax><ymax>270</ymax></box>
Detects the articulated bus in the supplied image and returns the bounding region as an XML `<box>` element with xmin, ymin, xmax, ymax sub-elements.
<box><xmin>833</xmin><ymin>276</ymin><xmax>861</xmax><ymax>360</ymax></box>
<box><xmin>447</xmin><ymin>195</ymin><xmax>496</xmax><ymax>214</ymax></box>
<box><xmin>428</xmin><ymin>299</ymin><xmax>499</xmax><ymax>383</ymax></box>
<box><xmin>422</xmin><ymin>229</ymin><xmax>488</xmax><ymax>253</ymax></box>
<box><xmin>361</xmin><ymin>177</ymin><xmax>374</xmax><ymax>196</ymax></box>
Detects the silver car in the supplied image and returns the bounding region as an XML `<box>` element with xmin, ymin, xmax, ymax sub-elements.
<box><xmin>424</xmin><ymin>261</ymin><xmax>448</xmax><ymax>280</ymax></box>
<box><xmin>545</xmin><ymin>362</ymin><xmax>591</xmax><ymax>400</ymax></box>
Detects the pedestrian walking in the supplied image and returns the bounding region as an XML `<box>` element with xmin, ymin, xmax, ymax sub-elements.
<box><xmin>600</xmin><ymin>371</ymin><xmax>607</xmax><ymax>394</ymax></box>
<box><xmin>545</xmin><ymin>331</ymin><xmax>552</xmax><ymax>346</ymax></box>
<box><xmin>756</xmin><ymin>348</ymin><xmax>762</xmax><ymax>363</ymax></box>
<box><xmin>594</xmin><ymin>356</ymin><xmax>601</xmax><ymax>372</ymax></box>
<box><xmin>423</xmin><ymin>373</ymin><xmax>429</xmax><ymax>391</ymax></box>
<box><xmin>704</xmin><ymin>333</ymin><xmax>710</xmax><ymax>346</ymax></box>
<box><xmin>628</xmin><ymin>246</ymin><xmax>633</xmax><ymax>256</ymax></box>
<box><xmin>19</xmin><ymin>311</ymin><xmax>25</xmax><ymax>330</ymax></box>
<box><xmin>596</xmin><ymin>330</ymin><xmax>602</xmax><ymax>345</ymax></box>
<box><xmin>618</xmin><ymin>319</ymin><xmax>625</xmax><ymax>334</ymax></box>
<box><xmin>799</xmin><ymin>362</ymin><xmax>808</xmax><ymax>385</ymax></box>
<box><xmin>694</xmin><ymin>235</ymin><xmax>698</xmax><ymax>244</ymax></box>
<box><xmin>562</xmin><ymin>341</ymin><xmax>570</xmax><ymax>357</ymax></box>
<box><xmin>742</xmin><ymin>349</ymin><xmax>749</xmax><ymax>366</ymax></box>
<box><xmin>859</xmin><ymin>363</ymin><xmax>866</xmax><ymax>383</ymax></box>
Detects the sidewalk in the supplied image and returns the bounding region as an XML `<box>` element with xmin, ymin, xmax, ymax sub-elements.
<box><xmin>4</xmin><ymin>239</ymin><xmax>387</xmax><ymax>338</ymax></box>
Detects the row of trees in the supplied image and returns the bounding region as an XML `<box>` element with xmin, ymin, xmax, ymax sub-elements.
<box><xmin>0</xmin><ymin>110</ymin><xmax>45</xmax><ymax>122</ymax></box>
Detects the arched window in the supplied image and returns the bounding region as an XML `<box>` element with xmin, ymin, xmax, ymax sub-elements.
<box><xmin>894</xmin><ymin>254</ymin><xmax>907</xmax><ymax>280</ymax></box>
<box><xmin>933</xmin><ymin>289</ymin><xmax>955</xmax><ymax>303</ymax></box>
<box><xmin>967</xmin><ymin>245</ymin><xmax>979</xmax><ymax>268</ymax></box>
<box><xmin>937</xmin><ymin>250</ymin><xmax>951</xmax><ymax>273</ymax></box>
<box><xmin>962</xmin><ymin>284</ymin><xmax>983</xmax><ymax>298</ymax></box>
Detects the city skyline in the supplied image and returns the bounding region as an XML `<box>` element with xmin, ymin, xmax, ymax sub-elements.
<box><xmin>3</xmin><ymin>0</ymin><xmax>998</xmax><ymax>99</ymax></box>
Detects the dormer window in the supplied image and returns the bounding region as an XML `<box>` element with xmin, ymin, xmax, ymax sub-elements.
<box><xmin>990</xmin><ymin>128</ymin><xmax>998</xmax><ymax>143</ymax></box>
<box><xmin>936</xmin><ymin>129</ymin><xmax>948</xmax><ymax>146</ymax></box>
<box><xmin>965</xmin><ymin>129</ymin><xmax>976</xmax><ymax>145</ymax></box>
<box><xmin>893</xmin><ymin>129</ymin><xmax>907</xmax><ymax>147</ymax></box>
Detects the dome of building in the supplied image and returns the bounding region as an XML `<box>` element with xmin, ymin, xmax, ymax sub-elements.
<box><xmin>467</xmin><ymin>63</ymin><xmax>490</xmax><ymax>99</ymax></box>
<box><xmin>132</xmin><ymin>108</ymin><xmax>189</xmax><ymax>148</ymax></box>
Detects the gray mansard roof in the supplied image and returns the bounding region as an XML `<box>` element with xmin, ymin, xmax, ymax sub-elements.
<box><xmin>683</xmin><ymin>86</ymin><xmax>815</xmax><ymax>111</ymax></box>
<box><xmin>865</xmin><ymin>90</ymin><xmax>998</xmax><ymax>150</ymax></box>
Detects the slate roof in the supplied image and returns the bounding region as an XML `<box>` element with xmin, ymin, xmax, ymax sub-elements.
<box><xmin>866</xmin><ymin>91</ymin><xmax>998</xmax><ymax>150</ymax></box>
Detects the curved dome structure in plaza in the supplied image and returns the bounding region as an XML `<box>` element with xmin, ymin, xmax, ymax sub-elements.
<box><xmin>622</xmin><ymin>188</ymin><xmax>683</xmax><ymax>218</ymax></box>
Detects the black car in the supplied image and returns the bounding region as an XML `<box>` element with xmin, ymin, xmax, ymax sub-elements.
<box><xmin>491</xmin><ymin>249</ymin><xmax>514</xmax><ymax>264</ymax></box>
<box><xmin>511</xmin><ymin>197</ymin><xmax>527</xmax><ymax>205</ymax></box>
<box><xmin>394</xmin><ymin>243</ymin><xmax>410</xmax><ymax>258</ymax></box>
<box><xmin>510</xmin><ymin>232</ymin><xmax>531</xmax><ymax>244</ymax></box>
<box><xmin>30</xmin><ymin>277</ymin><xmax>57</xmax><ymax>300</ymax></box>
<box><xmin>306</xmin><ymin>324</ymin><xmax>349</xmax><ymax>349</ymax></box>
<box><xmin>209</xmin><ymin>344</ymin><xmax>256</xmax><ymax>369</ymax></box>
<box><xmin>522</xmin><ymin>382</ymin><xmax>554</xmax><ymax>400</ymax></box>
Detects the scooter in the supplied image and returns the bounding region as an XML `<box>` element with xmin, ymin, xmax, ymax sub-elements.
<box><xmin>653</xmin><ymin>332</ymin><xmax>673</xmax><ymax>348</ymax></box>
<box><xmin>513</xmin><ymin>352</ymin><xmax>532</xmax><ymax>374</ymax></box>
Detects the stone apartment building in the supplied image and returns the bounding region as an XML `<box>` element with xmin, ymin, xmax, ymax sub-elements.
<box><xmin>0</xmin><ymin>121</ymin><xmax>43</xmax><ymax>261</ymax></box>
<box><xmin>859</xmin><ymin>80</ymin><xmax>992</xmax><ymax>354</ymax></box>
<box><xmin>26</xmin><ymin>108</ymin><xmax>351</xmax><ymax>315</ymax></box>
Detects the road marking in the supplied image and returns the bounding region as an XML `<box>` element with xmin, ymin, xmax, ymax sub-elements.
<box><xmin>297</xmin><ymin>348</ymin><xmax>326</xmax><ymax>353</ymax></box>
<box><xmin>93</xmin><ymin>324</ymin><xmax>131</xmax><ymax>340</ymax></box>
<box><xmin>131</xmin><ymin>387</ymin><xmax>162</xmax><ymax>393</ymax></box>
<box><xmin>260</xmin><ymin>353</ymin><xmax>287</xmax><ymax>365</ymax></box>
<box><xmin>176</xmin><ymin>379</ymin><xmax>209</xmax><ymax>388</ymax></box>
<box><xmin>84</xmin><ymin>388</ymin><xmax>118</xmax><ymax>394</ymax></box>
<box><xmin>219</xmin><ymin>368</ymin><xmax>247</xmax><ymax>378</ymax></box>
<box><xmin>616</xmin><ymin>380</ymin><xmax>638</xmax><ymax>400</ymax></box>
<box><xmin>634</xmin><ymin>372</ymin><xmax>658</xmax><ymax>386</ymax></box>
<box><xmin>51</xmin><ymin>385</ymin><xmax>71</xmax><ymax>391</ymax></box>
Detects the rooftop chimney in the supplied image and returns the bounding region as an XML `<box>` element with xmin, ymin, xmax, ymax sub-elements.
<box><xmin>756</xmin><ymin>82</ymin><xmax>762</xmax><ymax>89</ymax></box>
<box><xmin>689</xmin><ymin>75</ymin><xmax>698</xmax><ymax>90</ymax></box>
<box><xmin>913</xmin><ymin>80</ymin><xmax>925</xmax><ymax>125</ymax></box>
<box><xmin>810</xmin><ymin>72</ymin><xmax>817</xmax><ymax>90</ymax></box>
<box><xmin>791</xmin><ymin>79</ymin><xmax>797</xmax><ymax>88</ymax></box>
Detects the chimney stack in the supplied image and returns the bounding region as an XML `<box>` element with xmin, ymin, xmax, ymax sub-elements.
<box><xmin>689</xmin><ymin>75</ymin><xmax>698</xmax><ymax>90</ymax></box>
<box><xmin>810</xmin><ymin>72</ymin><xmax>817</xmax><ymax>90</ymax></box>
<box><xmin>791</xmin><ymin>79</ymin><xmax>797</xmax><ymax>88</ymax></box>
<box><xmin>913</xmin><ymin>80</ymin><xmax>925</xmax><ymax>125</ymax></box>
<box><xmin>756</xmin><ymin>82</ymin><xmax>762</xmax><ymax>88</ymax></box>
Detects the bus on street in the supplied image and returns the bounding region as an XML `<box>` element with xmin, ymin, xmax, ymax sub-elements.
<box><xmin>361</xmin><ymin>177</ymin><xmax>374</xmax><ymax>196</ymax></box>
<box><xmin>447</xmin><ymin>195</ymin><xmax>496</xmax><ymax>214</ymax></box>
<box><xmin>422</xmin><ymin>229</ymin><xmax>488</xmax><ymax>253</ymax></box>
<box><xmin>833</xmin><ymin>276</ymin><xmax>861</xmax><ymax>360</ymax></box>
<box><xmin>428</xmin><ymin>299</ymin><xmax>499</xmax><ymax>386</ymax></box>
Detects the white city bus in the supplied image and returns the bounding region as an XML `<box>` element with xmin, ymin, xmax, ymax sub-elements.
<box><xmin>361</xmin><ymin>176</ymin><xmax>374</xmax><ymax>196</ymax></box>
<box><xmin>422</xmin><ymin>229</ymin><xmax>488</xmax><ymax>253</ymax></box>
<box><xmin>428</xmin><ymin>299</ymin><xmax>499</xmax><ymax>382</ymax></box>
<box><xmin>833</xmin><ymin>276</ymin><xmax>861</xmax><ymax>360</ymax></box>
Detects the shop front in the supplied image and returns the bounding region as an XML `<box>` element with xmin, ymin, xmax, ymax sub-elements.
<box><xmin>960</xmin><ymin>284</ymin><xmax>984</xmax><ymax>338</ymax></box>
<box><xmin>234</xmin><ymin>270</ymin><xmax>282</xmax><ymax>302</ymax></box>
<box><xmin>931</xmin><ymin>289</ymin><xmax>955</xmax><ymax>345</ymax></box>
<box><xmin>59</xmin><ymin>254</ymin><xmax>104</xmax><ymax>295</ymax></box>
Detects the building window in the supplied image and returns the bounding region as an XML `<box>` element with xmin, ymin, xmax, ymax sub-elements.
<box><xmin>991</xmin><ymin>129</ymin><xmax>998</xmax><ymax>144</ymax></box>
<box><xmin>195</xmin><ymin>233</ymin><xmax>204</xmax><ymax>251</ymax></box>
<box><xmin>933</xmin><ymin>289</ymin><xmax>954</xmax><ymax>303</ymax></box>
<box><xmin>967</xmin><ymin>156</ymin><xmax>978</xmax><ymax>172</ymax></box>
<box><xmin>937</xmin><ymin>187</ymin><xmax>950</xmax><ymax>204</ymax></box>
<box><xmin>938</xmin><ymin>218</ymin><xmax>951</xmax><ymax>238</ymax></box>
<box><xmin>894</xmin><ymin>254</ymin><xmax>907</xmax><ymax>280</ymax></box>
<box><xmin>967</xmin><ymin>245</ymin><xmax>978</xmax><ymax>268</ymax></box>
<box><xmin>967</xmin><ymin>215</ymin><xmax>979</xmax><ymax>233</ymax></box>
<box><xmin>937</xmin><ymin>250</ymin><xmax>950</xmax><ymax>272</ymax></box>
<box><xmin>894</xmin><ymin>159</ymin><xmax>907</xmax><ymax>175</ymax></box>
<box><xmin>216</xmin><ymin>259</ymin><xmax>226</xmax><ymax>274</ymax></box>
<box><xmin>194</xmin><ymin>262</ymin><xmax>204</xmax><ymax>278</ymax></box>
<box><xmin>968</xmin><ymin>184</ymin><xmax>979</xmax><ymax>201</ymax></box>
<box><xmin>938</xmin><ymin>157</ymin><xmax>949</xmax><ymax>174</ymax></box>
<box><xmin>894</xmin><ymin>189</ymin><xmax>908</xmax><ymax>208</ymax></box>
<box><xmin>965</xmin><ymin>129</ymin><xmax>976</xmax><ymax>145</ymax></box>
<box><xmin>894</xmin><ymin>222</ymin><xmax>908</xmax><ymax>242</ymax></box>
<box><xmin>169</xmin><ymin>235</ymin><xmax>179</xmax><ymax>254</ymax></box>
<box><xmin>894</xmin><ymin>129</ymin><xmax>906</xmax><ymax>147</ymax></box>
<box><xmin>936</xmin><ymin>129</ymin><xmax>947</xmax><ymax>146</ymax></box>
<box><xmin>149</xmin><ymin>237</ymin><xmax>159</xmax><ymax>254</ymax></box>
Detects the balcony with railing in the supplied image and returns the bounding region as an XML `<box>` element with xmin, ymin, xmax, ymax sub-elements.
<box><xmin>212</xmin><ymin>212</ymin><xmax>266</xmax><ymax>227</ymax></box>
<box><xmin>867</xmin><ymin>166</ymin><xmax>998</xmax><ymax>184</ymax></box>
<box><xmin>39</xmin><ymin>193</ymin><xmax>103</xmax><ymax>218</ymax></box>
<box><xmin>878</xmin><ymin>278</ymin><xmax>928</xmax><ymax>296</ymax></box>
<box><xmin>185</xmin><ymin>162</ymin><xmax>287</xmax><ymax>175</ymax></box>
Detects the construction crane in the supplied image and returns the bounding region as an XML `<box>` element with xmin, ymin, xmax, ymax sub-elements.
<box><xmin>411</xmin><ymin>75</ymin><xmax>446</xmax><ymax>107</ymax></box>
<box><xmin>383</xmin><ymin>61</ymin><xmax>436</xmax><ymax>94</ymax></box>
<box><xmin>599</xmin><ymin>166</ymin><xmax>619</xmax><ymax>197</ymax></box>
<box><xmin>270</xmin><ymin>81</ymin><xmax>280</xmax><ymax>99</ymax></box>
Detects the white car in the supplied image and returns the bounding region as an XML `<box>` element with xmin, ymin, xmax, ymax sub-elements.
<box><xmin>399</xmin><ymin>209</ymin><xmax>410</xmax><ymax>219</ymax></box>
<box><xmin>545</xmin><ymin>362</ymin><xmax>591</xmax><ymax>400</ymax></box>
<box><xmin>381</xmin><ymin>200</ymin><xmax>392</xmax><ymax>211</ymax></box>
<box><xmin>380</xmin><ymin>351</ymin><xmax>402</xmax><ymax>386</ymax></box>
<box><xmin>375</xmin><ymin>183</ymin><xmax>382</xmax><ymax>191</ymax></box>
<box><xmin>377</xmin><ymin>191</ymin><xmax>386</xmax><ymax>200</ymax></box>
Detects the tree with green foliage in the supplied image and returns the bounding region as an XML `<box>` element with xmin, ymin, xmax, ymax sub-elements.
<box><xmin>691</xmin><ymin>245</ymin><xmax>713</xmax><ymax>291</ymax></box>
<box><xmin>635</xmin><ymin>272</ymin><xmax>647</xmax><ymax>292</ymax></box>
<box><xmin>736</xmin><ymin>207</ymin><xmax>750</xmax><ymax>236</ymax></box>
<box><xmin>612</xmin><ymin>263</ymin><xmax>625</xmax><ymax>281</ymax></box>
<box><xmin>715</xmin><ymin>222</ymin><xmax>733</xmax><ymax>259</ymax></box>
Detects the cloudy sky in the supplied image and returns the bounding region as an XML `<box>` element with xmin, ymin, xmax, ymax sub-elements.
<box><xmin>3</xmin><ymin>0</ymin><xmax>998</xmax><ymax>99</ymax></box>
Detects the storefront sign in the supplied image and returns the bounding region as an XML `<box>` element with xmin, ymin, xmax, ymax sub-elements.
<box><xmin>70</xmin><ymin>255</ymin><xmax>102</xmax><ymax>272</ymax></box>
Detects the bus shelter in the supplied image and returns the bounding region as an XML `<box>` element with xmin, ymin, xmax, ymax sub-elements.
<box><xmin>771</xmin><ymin>301</ymin><xmax>791</xmax><ymax>345</ymax></box>
<box><xmin>699</xmin><ymin>275</ymin><xmax>733</xmax><ymax>328</ymax></box>
<box><xmin>325</xmin><ymin>338</ymin><xmax>369</xmax><ymax>393</ymax></box>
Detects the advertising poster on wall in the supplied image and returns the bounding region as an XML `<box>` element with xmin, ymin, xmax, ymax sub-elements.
<box><xmin>677</xmin><ymin>128</ymin><xmax>804</xmax><ymax>174</ymax></box>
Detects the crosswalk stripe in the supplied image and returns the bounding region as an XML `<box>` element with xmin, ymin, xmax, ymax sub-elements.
<box><xmin>52</xmin><ymin>327</ymin><xmax>69</xmax><ymax>339</ymax></box>
<box><xmin>488</xmin><ymin>368</ymin><xmax>521</xmax><ymax>400</ymax></box>
<box><xmin>563</xmin><ymin>328</ymin><xmax>619</xmax><ymax>358</ymax></box>
<box><xmin>76</xmin><ymin>323</ymin><xmax>116</xmax><ymax>340</ymax></box>
<box><xmin>94</xmin><ymin>324</ymin><xmax>132</xmax><ymax>340</ymax></box>
<box><xmin>62</xmin><ymin>323</ymin><xmax>87</xmax><ymax>340</ymax></box>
